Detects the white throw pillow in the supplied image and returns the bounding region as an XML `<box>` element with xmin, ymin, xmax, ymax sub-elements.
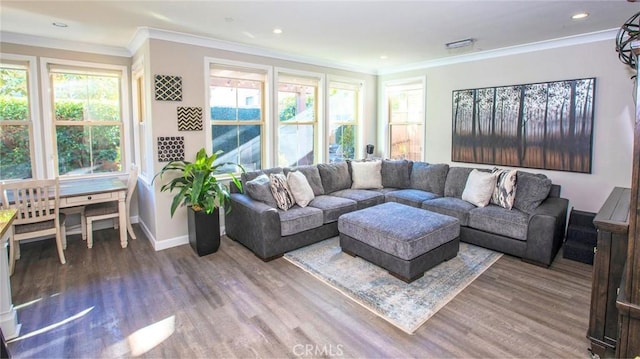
<box><xmin>351</xmin><ymin>160</ymin><xmax>383</xmax><ymax>189</ymax></box>
<box><xmin>461</xmin><ymin>169</ymin><xmax>498</xmax><ymax>207</ymax></box>
<box><xmin>287</xmin><ymin>171</ymin><xmax>315</xmax><ymax>207</ymax></box>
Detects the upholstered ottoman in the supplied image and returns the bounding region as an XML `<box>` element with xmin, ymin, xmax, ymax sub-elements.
<box><xmin>338</xmin><ymin>202</ymin><xmax>460</xmax><ymax>283</ymax></box>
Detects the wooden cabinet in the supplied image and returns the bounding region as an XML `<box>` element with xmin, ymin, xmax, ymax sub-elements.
<box><xmin>588</xmin><ymin>187</ymin><xmax>630</xmax><ymax>358</ymax></box>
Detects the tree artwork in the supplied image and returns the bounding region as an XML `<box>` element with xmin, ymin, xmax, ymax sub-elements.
<box><xmin>451</xmin><ymin>78</ymin><xmax>595</xmax><ymax>173</ymax></box>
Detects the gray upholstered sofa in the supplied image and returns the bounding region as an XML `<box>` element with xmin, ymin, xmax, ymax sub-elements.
<box><xmin>225</xmin><ymin>160</ymin><xmax>568</xmax><ymax>266</ymax></box>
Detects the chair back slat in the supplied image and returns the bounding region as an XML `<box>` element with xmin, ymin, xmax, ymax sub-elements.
<box><xmin>0</xmin><ymin>179</ymin><xmax>60</xmax><ymax>226</ymax></box>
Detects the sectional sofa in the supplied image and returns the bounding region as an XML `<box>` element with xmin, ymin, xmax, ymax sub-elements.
<box><xmin>225</xmin><ymin>160</ymin><xmax>569</xmax><ymax>267</ymax></box>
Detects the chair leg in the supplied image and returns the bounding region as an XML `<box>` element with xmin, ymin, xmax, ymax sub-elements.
<box><xmin>55</xmin><ymin>229</ymin><xmax>66</xmax><ymax>265</ymax></box>
<box><xmin>81</xmin><ymin>208</ymin><xmax>87</xmax><ymax>240</ymax></box>
<box><xmin>8</xmin><ymin>237</ymin><xmax>16</xmax><ymax>276</ymax></box>
<box><xmin>87</xmin><ymin>219</ymin><xmax>94</xmax><ymax>249</ymax></box>
<box><xmin>61</xmin><ymin>224</ymin><xmax>67</xmax><ymax>250</ymax></box>
<box><xmin>126</xmin><ymin>219</ymin><xmax>137</xmax><ymax>240</ymax></box>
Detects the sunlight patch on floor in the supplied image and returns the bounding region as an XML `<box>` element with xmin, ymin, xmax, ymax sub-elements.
<box><xmin>7</xmin><ymin>307</ymin><xmax>94</xmax><ymax>343</ymax></box>
<box><xmin>127</xmin><ymin>315</ymin><xmax>175</xmax><ymax>356</ymax></box>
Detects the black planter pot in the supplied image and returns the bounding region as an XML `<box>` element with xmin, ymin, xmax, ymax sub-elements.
<box><xmin>187</xmin><ymin>206</ymin><xmax>221</xmax><ymax>256</ymax></box>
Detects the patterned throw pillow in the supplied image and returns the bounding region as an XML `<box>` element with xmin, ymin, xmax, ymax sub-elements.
<box><xmin>269</xmin><ymin>173</ymin><xmax>295</xmax><ymax>211</ymax></box>
<box><xmin>491</xmin><ymin>168</ymin><xmax>517</xmax><ymax>210</ymax></box>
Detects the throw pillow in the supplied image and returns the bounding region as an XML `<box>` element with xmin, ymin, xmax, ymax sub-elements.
<box><xmin>350</xmin><ymin>160</ymin><xmax>383</xmax><ymax>189</ymax></box>
<box><xmin>287</xmin><ymin>171</ymin><xmax>315</xmax><ymax>207</ymax></box>
<box><xmin>381</xmin><ymin>159</ymin><xmax>412</xmax><ymax>188</ymax></box>
<box><xmin>269</xmin><ymin>173</ymin><xmax>295</xmax><ymax>211</ymax></box>
<box><xmin>491</xmin><ymin>168</ymin><xmax>517</xmax><ymax>210</ymax></box>
<box><xmin>317</xmin><ymin>162</ymin><xmax>352</xmax><ymax>194</ymax></box>
<box><xmin>285</xmin><ymin>165</ymin><xmax>325</xmax><ymax>196</ymax></box>
<box><xmin>244</xmin><ymin>174</ymin><xmax>278</xmax><ymax>208</ymax></box>
<box><xmin>461</xmin><ymin>169</ymin><xmax>498</xmax><ymax>207</ymax></box>
<box><xmin>444</xmin><ymin>167</ymin><xmax>475</xmax><ymax>198</ymax></box>
<box><xmin>410</xmin><ymin>162</ymin><xmax>449</xmax><ymax>196</ymax></box>
<box><xmin>513</xmin><ymin>171</ymin><xmax>552</xmax><ymax>214</ymax></box>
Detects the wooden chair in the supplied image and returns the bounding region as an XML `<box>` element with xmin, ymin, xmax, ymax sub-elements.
<box><xmin>84</xmin><ymin>165</ymin><xmax>138</xmax><ymax>248</ymax></box>
<box><xmin>0</xmin><ymin>178</ymin><xmax>66</xmax><ymax>275</ymax></box>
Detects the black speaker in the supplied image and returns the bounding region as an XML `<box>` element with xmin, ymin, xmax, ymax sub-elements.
<box><xmin>366</xmin><ymin>144</ymin><xmax>374</xmax><ymax>155</ymax></box>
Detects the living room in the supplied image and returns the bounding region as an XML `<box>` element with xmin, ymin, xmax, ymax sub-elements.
<box><xmin>1</xmin><ymin>1</ymin><xmax>640</xmax><ymax>358</ymax></box>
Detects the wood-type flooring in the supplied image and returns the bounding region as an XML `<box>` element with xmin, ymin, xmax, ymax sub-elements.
<box><xmin>6</xmin><ymin>226</ymin><xmax>593</xmax><ymax>358</ymax></box>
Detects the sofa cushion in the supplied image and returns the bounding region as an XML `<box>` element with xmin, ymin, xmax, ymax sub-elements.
<box><xmin>513</xmin><ymin>171</ymin><xmax>552</xmax><ymax>214</ymax></box>
<box><xmin>244</xmin><ymin>174</ymin><xmax>278</xmax><ymax>208</ymax></box>
<box><xmin>491</xmin><ymin>168</ymin><xmax>517</xmax><ymax>210</ymax></box>
<box><xmin>385</xmin><ymin>189</ymin><xmax>439</xmax><ymax>208</ymax></box>
<box><xmin>421</xmin><ymin>197</ymin><xmax>477</xmax><ymax>226</ymax></box>
<box><xmin>381</xmin><ymin>159</ymin><xmax>412</xmax><ymax>189</ymax></box>
<box><xmin>278</xmin><ymin>205</ymin><xmax>324</xmax><ymax>236</ymax></box>
<box><xmin>269</xmin><ymin>173</ymin><xmax>295</xmax><ymax>211</ymax></box>
<box><xmin>468</xmin><ymin>205</ymin><xmax>529</xmax><ymax>241</ymax></box>
<box><xmin>308</xmin><ymin>195</ymin><xmax>357</xmax><ymax>223</ymax></box>
<box><xmin>318</xmin><ymin>162</ymin><xmax>351</xmax><ymax>194</ymax></box>
<box><xmin>351</xmin><ymin>160</ymin><xmax>383</xmax><ymax>189</ymax></box>
<box><xmin>461</xmin><ymin>169</ymin><xmax>498</xmax><ymax>207</ymax></box>
<box><xmin>285</xmin><ymin>165</ymin><xmax>325</xmax><ymax>196</ymax></box>
<box><xmin>410</xmin><ymin>162</ymin><xmax>449</xmax><ymax>196</ymax></box>
<box><xmin>331</xmin><ymin>189</ymin><xmax>384</xmax><ymax>210</ymax></box>
<box><xmin>287</xmin><ymin>170</ymin><xmax>315</xmax><ymax>208</ymax></box>
<box><xmin>444</xmin><ymin>167</ymin><xmax>474</xmax><ymax>198</ymax></box>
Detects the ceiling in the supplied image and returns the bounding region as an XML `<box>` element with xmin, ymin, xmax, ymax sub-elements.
<box><xmin>1</xmin><ymin>1</ymin><xmax>638</xmax><ymax>73</ymax></box>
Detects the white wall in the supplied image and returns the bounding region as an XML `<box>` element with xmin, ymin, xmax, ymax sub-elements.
<box><xmin>143</xmin><ymin>38</ymin><xmax>378</xmax><ymax>247</ymax></box>
<box><xmin>378</xmin><ymin>39</ymin><xmax>636</xmax><ymax>213</ymax></box>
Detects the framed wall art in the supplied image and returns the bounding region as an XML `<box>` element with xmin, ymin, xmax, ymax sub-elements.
<box><xmin>451</xmin><ymin>78</ymin><xmax>596</xmax><ymax>173</ymax></box>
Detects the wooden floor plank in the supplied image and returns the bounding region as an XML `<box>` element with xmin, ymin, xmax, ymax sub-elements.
<box><xmin>6</xmin><ymin>226</ymin><xmax>593</xmax><ymax>358</ymax></box>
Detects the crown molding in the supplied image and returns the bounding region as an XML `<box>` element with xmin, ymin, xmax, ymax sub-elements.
<box><xmin>0</xmin><ymin>31</ymin><xmax>131</xmax><ymax>58</ymax></box>
<box><xmin>127</xmin><ymin>27</ymin><xmax>377</xmax><ymax>75</ymax></box>
<box><xmin>377</xmin><ymin>28</ymin><xmax>619</xmax><ymax>75</ymax></box>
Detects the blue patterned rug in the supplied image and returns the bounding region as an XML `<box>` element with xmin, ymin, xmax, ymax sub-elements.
<box><xmin>284</xmin><ymin>237</ymin><xmax>502</xmax><ymax>334</ymax></box>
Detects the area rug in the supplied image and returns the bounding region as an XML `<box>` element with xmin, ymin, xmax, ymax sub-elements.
<box><xmin>284</xmin><ymin>237</ymin><xmax>502</xmax><ymax>334</ymax></box>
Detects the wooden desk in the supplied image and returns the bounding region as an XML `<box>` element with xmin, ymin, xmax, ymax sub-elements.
<box><xmin>0</xmin><ymin>209</ymin><xmax>20</xmax><ymax>340</ymax></box>
<box><xmin>59</xmin><ymin>177</ymin><xmax>129</xmax><ymax>248</ymax></box>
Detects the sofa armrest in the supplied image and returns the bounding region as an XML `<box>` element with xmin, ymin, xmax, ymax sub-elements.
<box><xmin>225</xmin><ymin>193</ymin><xmax>281</xmax><ymax>259</ymax></box>
<box><xmin>524</xmin><ymin>197</ymin><xmax>569</xmax><ymax>266</ymax></box>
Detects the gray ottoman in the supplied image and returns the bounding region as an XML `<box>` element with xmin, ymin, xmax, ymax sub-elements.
<box><xmin>338</xmin><ymin>202</ymin><xmax>460</xmax><ymax>283</ymax></box>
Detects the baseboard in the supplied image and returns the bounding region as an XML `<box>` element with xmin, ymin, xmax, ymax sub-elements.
<box><xmin>137</xmin><ymin>219</ymin><xmax>188</xmax><ymax>251</ymax></box>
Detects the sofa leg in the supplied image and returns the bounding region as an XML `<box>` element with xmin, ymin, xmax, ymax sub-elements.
<box><xmin>259</xmin><ymin>253</ymin><xmax>283</xmax><ymax>262</ymax></box>
<box><xmin>342</xmin><ymin>248</ymin><xmax>356</xmax><ymax>257</ymax></box>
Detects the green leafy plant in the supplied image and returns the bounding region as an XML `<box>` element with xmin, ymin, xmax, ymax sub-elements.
<box><xmin>154</xmin><ymin>148</ymin><xmax>243</xmax><ymax>216</ymax></box>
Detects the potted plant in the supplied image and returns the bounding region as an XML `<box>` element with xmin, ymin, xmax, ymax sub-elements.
<box><xmin>154</xmin><ymin>148</ymin><xmax>243</xmax><ymax>256</ymax></box>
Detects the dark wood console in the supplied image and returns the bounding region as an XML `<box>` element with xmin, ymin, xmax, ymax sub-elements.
<box><xmin>588</xmin><ymin>187</ymin><xmax>630</xmax><ymax>357</ymax></box>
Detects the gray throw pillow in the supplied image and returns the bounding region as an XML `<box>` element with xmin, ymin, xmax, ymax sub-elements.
<box><xmin>244</xmin><ymin>174</ymin><xmax>278</xmax><ymax>208</ymax></box>
<box><xmin>410</xmin><ymin>162</ymin><xmax>449</xmax><ymax>196</ymax></box>
<box><xmin>381</xmin><ymin>159</ymin><xmax>412</xmax><ymax>188</ymax></box>
<box><xmin>317</xmin><ymin>162</ymin><xmax>351</xmax><ymax>194</ymax></box>
<box><xmin>513</xmin><ymin>171</ymin><xmax>552</xmax><ymax>214</ymax></box>
<box><xmin>285</xmin><ymin>165</ymin><xmax>325</xmax><ymax>195</ymax></box>
<box><xmin>444</xmin><ymin>167</ymin><xmax>475</xmax><ymax>198</ymax></box>
<box><xmin>241</xmin><ymin>167</ymin><xmax>284</xmax><ymax>184</ymax></box>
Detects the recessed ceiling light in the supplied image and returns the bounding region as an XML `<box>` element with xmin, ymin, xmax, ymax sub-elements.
<box><xmin>572</xmin><ymin>12</ymin><xmax>589</xmax><ymax>20</ymax></box>
<box><xmin>273</xmin><ymin>28</ymin><xmax>283</xmax><ymax>34</ymax></box>
<box><xmin>445</xmin><ymin>38</ymin><xmax>474</xmax><ymax>49</ymax></box>
<box><xmin>52</xmin><ymin>22</ymin><xmax>68</xmax><ymax>28</ymax></box>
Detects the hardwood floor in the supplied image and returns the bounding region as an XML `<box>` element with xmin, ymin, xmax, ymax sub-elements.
<box><xmin>6</xmin><ymin>226</ymin><xmax>593</xmax><ymax>358</ymax></box>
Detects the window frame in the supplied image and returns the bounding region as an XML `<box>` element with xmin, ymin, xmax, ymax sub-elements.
<box><xmin>131</xmin><ymin>57</ymin><xmax>152</xmax><ymax>184</ymax></box>
<box><xmin>204</xmin><ymin>57</ymin><xmax>272</xmax><ymax>173</ymax></box>
<box><xmin>383</xmin><ymin>76</ymin><xmax>426</xmax><ymax>161</ymax></box>
<box><xmin>40</xmin><ymin>57</ymin><xmax>131</xmax><ymax>179</ymax></box>
<box><xmin>327</xmin><ymin>76</ymin><xmax>363</xmax><ymax>162</ymax></box>
<box><xmin>275</xmin><ymin>68</ymin><xmax>325</xmax><ymax>166</ymax></box>
<box><xmin>0</xmin><ymin>53</ymin><xmax>42</xmax><ymax>180</ymax></box>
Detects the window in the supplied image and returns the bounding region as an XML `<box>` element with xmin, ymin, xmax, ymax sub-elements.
<box><xmin>328</xmin><ymin>80</ymin><xmax>361</xmax><ymax>162</ymax></box>
<box><xmin>386</xmin><ymin>79</ymin><xmax>425</xmax><ymax>161</ymax></box>
<box><xmin>209</xmin><ymin>65</ymin><xmax>267</xmax><ymax>173</ymax></box>
<box><xmin>0</xmin><ymin>60</ymin><xmax>34</xmax><ymax>180</ymax></box>
<box><xmin>277</xmin><ymin>73</ymin><xmax>319</xmax><ymax>167</ymax></box>
<box><xmin>132</xmin><ymin>60</ymin><xmax>150</xmax><ymax>181</ymax></box>
<box><xmin>48</xmin><ymin>64</ymin><xmax>124</xmax><ymax>176</ymax></box>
